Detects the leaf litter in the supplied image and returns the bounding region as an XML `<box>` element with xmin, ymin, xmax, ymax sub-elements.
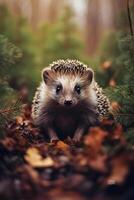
<box><xmin>0</xmin><ymin>104</ymin><xmax>134</xmax><ymax>200</ymax></box>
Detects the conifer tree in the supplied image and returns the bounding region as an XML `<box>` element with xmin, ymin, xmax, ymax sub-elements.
<box><xmin>0</xmin><ymin>5</ymin><xmax>38</xmax><ymax>100</ymax></box>
<box><xmin>108</xmin><ymin>34</ymin><xmax>134</xmax><ymax>144</ymax></box>
<box><xmin>107</xmin><ymin>0</ymin><xmax>134</xmax><ymax>144</ymax></box>
<box><xmin>0</xmin><ymin>35</ymin><xmax>22</xmax><ymax>133</ymax></box>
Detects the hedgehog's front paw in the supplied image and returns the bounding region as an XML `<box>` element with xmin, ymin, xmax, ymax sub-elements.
<box><xmin>73</xmin><ymin>127</ymin><xmax>84</xmax><ymax>143</ymax></box>
<box><xmin>50</xmin><ymin>136</ymin><xmax>59</xmax><ymax>143</ymax></box>
<box><xmin>72</xmin><ymin>134</ymin><xmax>82</xmax><ymax>144</ymax></box>
<box><xmin>48</xmin><ymin>128</ymin><xmax>59</xmax><ymax>143</ymax></box>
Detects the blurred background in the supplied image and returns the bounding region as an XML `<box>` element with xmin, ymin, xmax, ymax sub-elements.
<box><xmin>0</xmin><ymin>0</ymin><xmax>133</xmax><ymax>103</ymax></box>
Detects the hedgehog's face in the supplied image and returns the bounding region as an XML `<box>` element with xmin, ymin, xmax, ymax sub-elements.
<box><xmin>42</xmin><ymin>68</ymin><xmax>94</xmax><ymax>107</ymax></box>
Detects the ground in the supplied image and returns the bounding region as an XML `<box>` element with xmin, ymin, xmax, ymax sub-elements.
<box><xmin>0</xmin><ymin>104</ymin><xmax>134</xmax><ymax>200</ymax></box>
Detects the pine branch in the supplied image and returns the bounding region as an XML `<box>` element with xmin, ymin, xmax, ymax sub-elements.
<box><xmin>0</xmin><ymin>107</ymin><xmax>18</xmax><ymax>115</ymax></box>
<box><xmin>0</xmin><ymin>98</ymin><xmax>22</xmax><ymax>125</ymax></box>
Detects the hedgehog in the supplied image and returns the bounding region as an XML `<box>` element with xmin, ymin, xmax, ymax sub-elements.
<box><xmin>32</xmin><ymin>59</ymin><xmax>110</xmax><ymax>142</ymax></box>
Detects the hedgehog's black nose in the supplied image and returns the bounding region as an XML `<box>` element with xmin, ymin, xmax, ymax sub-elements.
<box><xmin>64</xmin><ymin>100</ymin><xmax>73</xmax><ymax>106</ymax></box>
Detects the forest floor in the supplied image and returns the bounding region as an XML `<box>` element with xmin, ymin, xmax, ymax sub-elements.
<box><xmin>0</xmin><ymin>104</ymin><xmax>134</xmax><ymax>200</ymax></box>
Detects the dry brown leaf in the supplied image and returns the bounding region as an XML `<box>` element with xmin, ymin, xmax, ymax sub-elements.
<box><xmin>22</xmin><ymin>165</ymin><xmax>40</xmax><ymax>183</ymax></box>
<box><xmin>1</xmin><ymin>137</ymin><xmax>16</xmax><ymax>151</ymax></box>
<box><xmin>56</xmin><ymin>141</ymin><xmax>69</xmax><ymax>151</ymax></box>
<box><xmin>84</xmin><ymin>128</ymin><xmax>108</xmax><ymax>172</ymax></box>
<box><xmin>101</xmin><ymin>118</ymin><xmax>114</xmax><ymax>126</ymax></box>
<box><xmin>88</xmin><ymin>153</ymin><xmax>107</xmax><ymax>173</ymax></box>
<box><xmin>84</xmin><ymin>127</ymin><xmax>107</xmax><ymax>155</ymax></box>
<box><xmin>16</xmin><ymin>116</ymin><xmax>23</xmax><ymax>124</ymax></box>
<box><xmin>111</xmin><ymin>123</ymin><xmax>126</xmax><ymax>144</ymax></box>
<box><xmin>78</xmin><ymin>155</ymin><xmax>88</xmax><ymax>166</ymax></box>
<box><xmin>25</xmin><ymin>147</ymin><xmax>54</xmax><ymax>167</ymax></box>
<box><xmin>104</xmin><ymin>154</ymin><xmax>129</xmax><ymax>185</ymax></box>
<box><xmin>111</xmin><ymin>101</ymin><xmax>120</xmax><ymax>111</ymax></box>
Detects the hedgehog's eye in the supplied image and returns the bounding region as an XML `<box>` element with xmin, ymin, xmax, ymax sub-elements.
<box><xmin>56</xmin><ymin>84</ymin><xmax>62</xmax><ymax>94</ymax></box>
<box><xmin>74</xmin><ymin>84</ymin><xmax>81</xmax><ymax>94</ymax></box>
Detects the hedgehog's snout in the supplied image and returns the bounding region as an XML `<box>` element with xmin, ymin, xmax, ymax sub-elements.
<box><xmin>64</xmin><ymin>95</ymin><xmax>74</xmax><ymax>106</ymax></box>
<box><xmin>64</xmin><ymin>99</ymin><xmax>73</xmax><ymax>106</ymax></box>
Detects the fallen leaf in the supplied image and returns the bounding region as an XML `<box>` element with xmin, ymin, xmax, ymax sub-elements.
<box><xmin>25</xmin><ymin>147</ymin><xmax>54</xmax><ymax>167</ymax></box>
<box><xmin>56</xmin><ymin>141</ymin><xmax>69</xmax><ymax>151</ymax></box>
<box><xmin>84</xmin><ymin>127</ymin><xmax>107</xmax><ymax>155</ymax></box>
<box><xmin>104</xmin><ymin>153</ymin><xmax>129</xmax><ymax>185</ymax></box>
<box><xmin>1</xmin><ymin>137</ymin><xmax>16</xmax><ymax>151</ymax></box>
<box><xmin>111</xmin><ymin>123</ymin><xmax>126</xmax><ymax>144</ymax></box>
<box><xmin>16</xmin><ymin>116</ymin><xmax>23</xmax><ymax>124</ymax></box>
<box><xmin>111</xmin><ymin>101</ymin><xmax>120</xmax><ymax>111</ymax></box>
<box><xmin>88</xmin><ymin>153</ymin><xmax>107</xmax><ymax>172</ymax></box>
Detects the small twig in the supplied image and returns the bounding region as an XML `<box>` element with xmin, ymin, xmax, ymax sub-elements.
<box><xmin>0</xmin><ymin>98</ymin><xmax>22</xmax><ymax>125</ymax></box>
<box><xmin>0</xmin><ymin>112</ymin><xmax>9</xmax><ymax>121</ymax></box>
<box><xmin>0</xmin><ymin>107</ymin><xmax>17</xmax><ymax>114</ymax></box>
<box><xmin>127</xmin><ymin>0</ymin><xmax>133</xmax><ymax>36</ymax></box>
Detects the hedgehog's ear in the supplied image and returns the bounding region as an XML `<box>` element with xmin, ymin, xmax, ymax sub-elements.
<box><xmin>42</xmin><ymin>68</ymin><xmax>54</xmax><ymax>85</ymax></box>
<box><xmin>85</xmin><ymin>68</ymin><xmax>94</xmax><ymax>84</ymax></box>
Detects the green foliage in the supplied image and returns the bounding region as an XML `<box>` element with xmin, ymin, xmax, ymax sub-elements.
<box><xmin>115</xmin><ymin>35</ymin><xmax>134</xmax><ymax>125</ymax></box>
<box><xmin>118</xmin><ymin>35</ymin><xmax>134</xmax><ymax>83</ymax></box>
<box><xmin>0</xmin><ymin>34</ymin><xmax>22</xmax><ymax>104</ymax></box>
<box><xmin>98</xmin><ymin>5</ymin><xmax>134</xmax><ymax>88</ymax></box>
<box><xmin>41</xmin><ymin>6</ymin><xmax>84</xmax><ymax>67</ymax></box>
<box><xmin>0</xmin><ymin>5</ymin><xmax>38</xmax><ymax>100</ymax></box>
<box><xmin>107</xmin><ymin>35</ymin><xmax>134</xmax><ymax>143</ymax></box>
<box><xmin>92</xmin><ymin>3</ymin><xmax>134</xmax><ymax>144</ymax></box>
<box><xmin>0</xmin><ymin>5</ymin><xmax>16</xmax><ymax>40</ymax></box>
<box><xmin>100</xmin><ymin>32</ymin><xmax>120</xmax><ymax>62</ymax></box>
<box><xmin>0</xmin><ymin>35</ymin><xmax>22</xmax><ymax>69</ymax></box>
<box><xmin>98</xmin><ymin>32</ymin><xmax>125</xmax><ymax>87</ymax></box>
<box><xmin>9</xmin><ymin>17</ymin><xmax>38</xmax><ymax>100</ymax></box>
<box><xmin>0</xmin><ymin>34</ymin><xmax>22</xmax><ymax>135</ymax></box>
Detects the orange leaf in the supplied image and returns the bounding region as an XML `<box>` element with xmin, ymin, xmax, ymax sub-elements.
<box><xmin>109</xmin><ymin>79</ymin><xmax>116</xmax><ymax>87</ymax></box>
<box><xmin>88</xmin><ymin>153</ymin><xmax>107</xmax><ymax>172</ymax></box>
<box><xmin>111</xmin><ymin>124</ymin><xmax>126</xmax><ymax>144</ymax></box>
<box><xmin>102</xmin><ymin>61</ymin><xmax>112</xmax><ymax>70</ymax></box>
<box><xmin>16</xmin><ymin>116</ymin><xmax>23</xmax><ymax>124</ymax></box>
<box><xmin>84</xmin><ymin>127</ymin><xmax>107</xmax><ymax>155</ymax></box>
<box><xmin>56</xmin><ymin>141</ymin><xmax>69</xmax><ymax>151</ymax></box>
<box><xmin>111</xmin><ymin>101</ymin><xmax>120</xmax><ymax>111</ymax></box>
<box><xmin>104</xmin><ymin>153</ymin><xmax>129</xmax><ymax>185</ymax></box>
